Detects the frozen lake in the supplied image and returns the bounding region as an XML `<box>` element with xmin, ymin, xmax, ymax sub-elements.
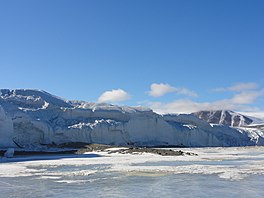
<box><xmin>1</xmin><ymin>147</ymin><xmax>264</xmax><ymax>198</ymax></box>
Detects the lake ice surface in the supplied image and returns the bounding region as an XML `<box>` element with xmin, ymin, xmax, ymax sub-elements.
<box><xmin>1</xmin><ymin>147</ymin><xmax>264</xmax><ymax>198</ymax></box>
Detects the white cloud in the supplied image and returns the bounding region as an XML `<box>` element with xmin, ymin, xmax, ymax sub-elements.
<box><xmin>148</xmin><ymin>99</ymin><xmax>234</xmax><ymax>114</ymax></box>
<box><xmin>214</xmin><ymin>82</ymin><xmax>258</xmax><ymax>92</ymax></box>
<box><xmin>238</xmin><ymin>111</ymin><xmax>264</xmax><ymax>119</ymax></box>
<box><xmin>147</xmin><ymin>89</ymin><xmax>264</xmax><ymax>114</ymax></box>
<box><xmin>148</xmin><ymin>83</ymin><xmax>197</xmax><ymax>97</ymax></box>
<box><xmin>231</xmin><ymin>90</ymin><xmax>264</xmax><ymax>104</ymax></box>
<box><xmin>175</xmin><ymin>87</ymin><xmax>198</xmax><ymax>97</ymax></box>
<box><xmin>149</xmin><ymin>83</ymin><xmax>176</xmax><ymax>97</ymax></box>
<box><xmin>98</xmin><ymin>89</ymin><xmax>131</xmax><ymax>103</ymax></box>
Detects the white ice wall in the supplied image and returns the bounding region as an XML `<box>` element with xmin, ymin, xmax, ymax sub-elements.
<box><xmin>0</xmin><ymin>106</ymin><xmax>15</xmax><ymax>148</ymax></box>
<box><xmin>1</xmin><ymin>89</ymin><xmax>264</xmax><ymax>148</ymax></box>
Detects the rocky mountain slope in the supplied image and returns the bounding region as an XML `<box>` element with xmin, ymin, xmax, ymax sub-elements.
<box><xmin>192</xmin><ymin>110</ymin><xmax>254</xmax><ymax>127</ymax></box>
<box><xmin>0</xmin><ymin>89</ymin><xmax>264</xmax><ymax>149</ymax></box>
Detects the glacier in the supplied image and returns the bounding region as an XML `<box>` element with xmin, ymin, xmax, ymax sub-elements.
<box><xmin>0</xmin><ymin>89</ymin><xmax>264</xmax><ymax>149</ymax></box>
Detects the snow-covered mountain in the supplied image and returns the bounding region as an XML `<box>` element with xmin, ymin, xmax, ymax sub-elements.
<box><xmin>0</xmin><ymin>89</ymin><xmax>264</xmax><ymax>149</ymax></box>
<box><xmin>192</xmin><ymin>110</ymin><xmax>254</xmax><ymax>127</ymax></box>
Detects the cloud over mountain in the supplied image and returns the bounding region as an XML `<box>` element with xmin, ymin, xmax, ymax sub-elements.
<box><xmin>147</xmin><ymin>82</ymin><xmax>264</xmax><ymax>114</ymax></box>
<box><xmin>148</xmin><ymin>83</ymin><xmax>197</xmax><ymax>97</ymax></box>
<box><xmin>98</xmin><ymin>89</ymin><xmax>131</xmax><ymax>103</ymax></box>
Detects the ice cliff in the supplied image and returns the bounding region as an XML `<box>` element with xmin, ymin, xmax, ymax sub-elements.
<box><xmin>0</xmin><ymin>89</ymin><xmax>264</xmax><ymax>149</ymax></box>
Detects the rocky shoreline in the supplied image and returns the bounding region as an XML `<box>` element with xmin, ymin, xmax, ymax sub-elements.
<box><xmin>0</xmin><ymin>143</ymin><xmax>197</xmax><ymax>157</ymax></box>
<box><xmin>106</xmin><ymin>147</ymin><xmax>197</xmax><ymax>156</ymax></box>
<box><xmin>60</xmin><ymin>143</ymin><xmax>197</xmax><ymax>156</ymax></box>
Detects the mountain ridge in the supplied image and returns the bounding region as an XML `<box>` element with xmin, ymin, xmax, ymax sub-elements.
<box><xmin>1</xmin><ymin>89</ymin><xmax>264</xmax><ymax>149</ymax></box>
<box><xmin>192</xmin><ymin>110</ymin><xmax>255</xmax><ymax>127</ymax></box>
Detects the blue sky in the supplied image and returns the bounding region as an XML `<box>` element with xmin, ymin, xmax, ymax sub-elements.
<box><xmin>0</xmin><ymin>0</ymin><xmax>264</xmax><ymax>115</ymax></box>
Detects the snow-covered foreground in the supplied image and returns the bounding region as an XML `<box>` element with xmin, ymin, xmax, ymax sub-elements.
<box><xmin>1</xmin><ymin>147</ymin><xmax>264</xmax><ymax>197</ymax></box>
